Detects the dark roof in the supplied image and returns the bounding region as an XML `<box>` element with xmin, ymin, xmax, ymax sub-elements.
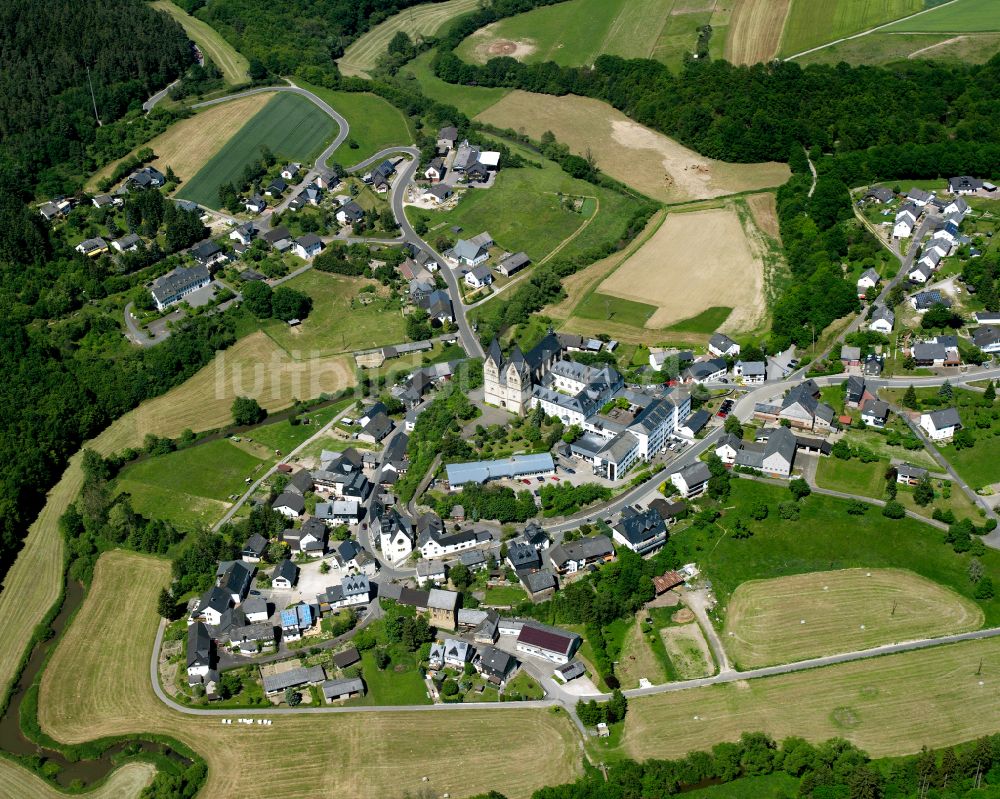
<box><xmin>477</xmin><ymin>645</ymin><xmax>514</xmax><ymax>677</ymax></box>
<box><xmin>187</xmin><ymin>621</ymin><xmax>212</xmax><ymax>667</ymax></box>
<box><xmin>648</xmin><ymin>498</ymin><xmax>686</xmax><ymax>521</ymax></box>
<box><xmin>683</xmin><ymin>409</ymin><xmax>710</xmax><ymax>433</ymax></box>
<box><xmin>272</xmin><ymin>559</ymin><xmax>299</xmax><ymax>585</ymax></box>
<box><xmin>264</xmin><ymin>226</ymin><xmax>292</xmax><ymax>244</ymax></box>
<box><xmin>517</xmin><ymin>624</ymin><xmax>579</xmax><ymax>656</ymax></box>
<box><xmin>287</xmin><ymin>469</ymin><xmax>314</xmax><ymax>494</ymax></box>
<box><xmin>613</xmin><ymin>508</ymin><xmax>666</xmax><ymax>546</ymax></box>
<box><xmin>296</xmin><ymin>232</ymin><xmax>323</xmax><ymax>249</ymax></box>
<box><xmin>926</xmin><ymin>407</ymin><xmax>961</xmax><ymax>428</ymax></box>
<box><xmin>273</xmin><ymin>492</ymin><xmax>305</xmax><ymax>513</ymax></box>
<box><xmin>332</xmin><ymin>646</ymin><xmax>361</xmax><ymax>668</ymax></box>
<box><xmin>242</xmin><ymin>532</ymin><xmax>268</xmax><ymax>556</ymax></box>
<box><xmin>521</xmin><ymin>569</ymin><xmax>557</xmax><ymax>594</ymax></box>
<box><xmin>507</xmin><ymin>541</ymin><xmax>541</xmax><ymax>569</ymax></box>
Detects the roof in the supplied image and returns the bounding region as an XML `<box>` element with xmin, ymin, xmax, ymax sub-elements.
<box><xmin>262</xmin><ymin>665</ymin><xmax>325</xmax><ymax>694</ymax></box>
<box><xmin>332</xmin><ymin>646</ymin><xmax>361</xmax><ymax>668</ymax></box>
<box><xmin>427</xmin><ymin>588</ymin><xmax>458</xmax><ymax>611</ymax></box>
<box><xmin>446</xmin><ymin>453</ymin><xmax>554</xmax><ymax>487</ymax></box>
<box><xmin>653</xmin><ymin>571</ymin><xmax>685</xmax><ymax>593</ymax></box>
<box><xmin>674</xmin><ymin>461</ymin><xmax>711</xmax><ymax>486</ymax></box>
<box><xmin>861</xmin><ymin>399</ymin><xmax>889</xmax><ymax>418</ymax></box>
<box><xmin>548</xmin><ymin>536</ymin><xmax>614</xmax><ymax>568</ymax></box>
<box><xmin>273</xmin><ymin>492</ymin><xmax>305</xmax><ymax>513</ymax></box>
<box><xmin>517</xmin><ymin>624</ymin><xmax>579</xmax><ymax>657</ymax></box>
<box><xmin>272</xmin><ymin>559</ymin><xmax>298</xmax><ymax>584</ymax></box>
<box><xmin>264</xmin><ymin>226</ymin><xmax>292</xmax><ymax>244</ymax></box>
<box><xmin>682</xmin><ymin>409</ymin><xmax>710</xmax><ymax>433</ymax></box>
<box><xmin>709</xmin><ymin>333</ymin><xmax>738</xmax><ymax>351</ymax></box>
<box><xmin>187</xmin><ymin>621</ymin><xmax>211</xmax><ymax>667</ymax></box>
<box><xmin>296</xmin><ymin>233</ymin><xmax>323</xmax><ymax>249</ymax></box>
<box><xmin>150</xmin><ymin>265</ymin><xmax>210</xmax><ymax>304</ymax></box>
<box><xmin>322</xmin><ymin>677</ymin><xmax>364</xmax><ymax>698</ymax></box>
<box><xmin>555</xmin><ymin>661</ymin><xmax>585</xmax><ymax>680</ymax></box>
<box><xmin>499</xmin><ymin>251</ymin><xmax>531</xmax><ymax>272</ymax></box>
<box><xmin>613</xmin><ymin>508</ymin><xmax>665</xmax><ymax>546</ymax></box>
<box><xmin>243</xmin><ymin>533</ymin><xmax>268</xmax><ymax>556</ymax></box>
<box><xmin>897</xmin><ymin>463</ymin><xmax>928</xmax><ymax>479</ymax></box>
<box><xmin>521</xmin><ymin>569</ymin><xmax>557</xmax><ymax>594</ymax></box>
<box><xmin>477</xmin><ymin>645</ymin><xmax>514</xmax><ymax>676</ymax></box>
<box><xmin>438</xmin><ymin>125</ymin><xmax>458</xmax><ymax>140</ymax></box>
<box><xmin>841</xmin><ymin>345</ymin><xmax>862</xmax><ymax>360</ymax></box>
<box><xmin>648</xmin><ymin>498</ymin><xmax>687</xmax><ymax>521</ymax></box>
<box><xmin>925</xmin><ymin>407</ymin><xmax>961</xmax><ymax>429</ymax></box>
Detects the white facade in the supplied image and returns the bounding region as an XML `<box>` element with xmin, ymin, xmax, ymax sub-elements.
<box><xmin>380</xmin><ymin>528</ymin><xmax>413</xmax><ymax>561</ymax></box>
<box><xmin>920</xmin><ymin>413</ymin><xmax>959</xmax><ymax>441</ymax></box>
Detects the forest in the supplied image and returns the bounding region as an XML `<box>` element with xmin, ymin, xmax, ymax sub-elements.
<box><xmin>0</xmin><ymin>0</ymin><xmax>192</xmax><ymax>196</ymax></box>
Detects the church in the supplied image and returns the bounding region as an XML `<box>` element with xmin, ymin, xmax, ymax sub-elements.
<box><xmin>483</xmin><ymin>332</ymin><xmax>562</xmax><ymax>415</ymax></box>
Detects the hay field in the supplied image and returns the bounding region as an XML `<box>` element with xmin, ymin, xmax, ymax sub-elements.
<box><xmin>151</xmin><ymin>1</ymin><xmax>249</xmax><ymax>84</ymax></box>
<box><xmin>86</xmin><ymin>92</ymin><xmax>271</xmax><ymax>191</ymax></box>
<box><xmin>476</xmin><ymin>92</ymin><xmax>789</xmax><ymax>203</ymax></box>
<box><xmin>623</xmin><ymin>635</ymin><xmax>1000</xmax><ymax>760</ymax></box>
<box><xmin>725</xmin><ymin>0</ymin><xmax>791</xmax><ymax>63</ymax></box>
<box><xmin>884</xmin><ymin>0</ymin><xmax>1000</xmax><ymax>32</ymax></box>
<box><xmin>779</xmin><ymin>0</ymin><xmax>923</xmax><ymax>56</ymax></box>
<box><xmin>746</xmin><ymin>192</ymin><xmax>781</xmax><ymax>239</ymax></box>
<box><xmin>597</xmin><ymin>205</ymin><xmax>767</xmax><ymax>331</ymax></box>
<box><xmin>338</xmin><ymin>0</ymin><xmax>481</xmax><ymax>77</ymax></box>
<box><xmin>0</xmin><ymin>761</ymin><xmax>155</xmax><ymax>799</ymax></box>
<box><xmin>661</xmin><ymin>624</ymin><xmax>715</xmax><ymax>679</ymax></box>
<box><xmin>723</xmin><ymin>569</ymin><xmax>985</xmax><ymax>669</ymax></box>
<box><xmin>37</xmin><ymin>552</ymin><xmax>581</xmax><ymax>799</ymax></box>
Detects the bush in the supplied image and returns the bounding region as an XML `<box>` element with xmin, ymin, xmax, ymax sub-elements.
<box><xmin>974</xmin><ymin>576</ymin><xmax>995</xmax><ymax>600</ymax></box>
<box><xmin>789</xmin><ymin>479</ymin><xmax>811</xmax><ymax>500</ymax></box>
<box><xmin>882</xmin><ymin>500</ymin><xmax>905</xmax><ymax>519</ymax></box>
<box><xmin>777</xmin><ymin>501</ymin><xmax>800</xmax><ymax>521</ymax></box>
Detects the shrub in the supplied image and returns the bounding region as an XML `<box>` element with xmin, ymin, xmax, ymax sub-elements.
<box><xmin>882</xmin><ymin>500</ymin><xmax>905</xmax><ymax>519</ymax></box>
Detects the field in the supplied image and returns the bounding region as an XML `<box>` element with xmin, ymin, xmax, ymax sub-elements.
<box><xmin>338</xmin><ymin>0</ymin><xmax>481</xmax><ymax>77</ymax></box>
<box><xmin>725</xmin><ymin>0</ymin><xmax>791</xmax><ymax>63</ymax></box>
<box><xmin>294</xmin><ymin>81</ymin><xmax>414</xmax><ymax>162</ymax></box>
<box><xmin>176</xmin><ymin>93</ymin><xmax>336</xmax><ymax>208</ymax></box>
<box><xmin>458</xmin><ymin>0</ymin><xmax>681</xmax><ymax>66</ymax></box>
<box><xmin>151</xmin><ymin>1</ymin><xmax>249</xmax><ymax>84</ymax></box>
<box><xmin>401</xmin><ymin>50</ymin><xmax>509</xmax><ymax>117</ymax></box>
<box><xmin>723</xmin><ymin>569</ymin><xmax>985</xmax><ymax>669</ymax></box>
<box><xmin>814</xmin><ymin>456</ymin><xmax>888</xmax><ymax>498</ymax></box>
<box><xmin>672</xmin><ymin>480</ymin><xmax>1000</xmax><ymax>625</ymax></box>
<box><xmin>0</xmin><ymin>761</ymin><xmax>155</xmax><ymax>799</ymax></box>
<box><xmin>475</xmin><ymin>92</ymin><xmax>790</xmax><ymax>204</ymax></box>
<box><xmin>684</xmin><ymin>773</ymin><xmax>801</xmax><ymax>799</ymax></box>
<box><xmin>660</xmin><ymin>623</ymin><xmax>715</xmax><ymax>678</ymax></box>
<box><xmin>86</xmin><ymin>93</ymin><xmax>271</xmax><ymax>191</ymax></box>
<box><xmin>617</xmin><ymin>619</ymin><xmax>667</xmax><ymax>688</ymax></box>
<box><xmin>116</xmin><ymin>439</ymin><xmax>269</xmax><ymax>529</ymax></box>
<box><xmin>796</xmin><ymin>30</ymin><xmax>1000</xmax><ymax>65</ymax></box>
<box><xmin>884</xmin><ymin>0</ymin><xmax>1000</xmax><ymax>32</ymax></box>
<box><xmin>779</xmin><ymin>0</ymin><xmax>923</xmax><ymax>57</ymax></box>
<box><xmin>595</xmin><ymin>205</ymin><xmax>767</xmax><ymax>331</ymax></box>
<box><xmin>573</xmin><ymin>293</ymin><xmax>657</xmax><ymax>328</ymax></box>
<box><xmin>622</xmin><ymin>636</ymin><xmax>1000</xmax><ymax>760</ymax></box>
<box><xmin>261</xmin><ymin>271</ymin><xmax>407</xmax><ymax>356</ymax></box>
<box><xmin>36</xmin><ymin>551</ymin><xmax>582</xmax><ymax>799</ymax></box>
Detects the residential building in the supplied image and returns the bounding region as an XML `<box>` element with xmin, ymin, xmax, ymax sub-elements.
<box><xmin>129</xmin><ymin>166</ymin><xmax>166</xmax><ymax>190</ymax></box>
<box><xmin>272</xmin><ymin>492</ymin><xmax>305</xmax><ymax>518</ymax></box>
<box><xmin>242</xmin><ymin>595</ymin><xmax>269</xmax><ymax>624</ymax></box>
<box><xmin>378</xmin><ymin>507</ymin><xmax>414</xmax><ymax>561</ymax></box>
<box><xmin>416</xmin><ymin>559</ymin><xmax>447</xmax><ymax>585</ymax></box>
<box><xmin>476</xmin><ymin>646</ymin><xmax>515</xmax><ymax>683</ymax></box>
<box><xmin>429</xmin><ymin>638</ymin><xmax>473</xmax><ymax>669</ymax></box>
<box><xmin>715</xmin><ymin>425</ymin><xmax>797</xmax><ymax>478</ymax></box>
<box><xmin>734</xmin><ymin>361</ymin><xmax>765</xmax><ymax>384</ymax></box>
<box><xmin>75</xmin><ymin>237</ymin><xmax>109</xmax><ymax>257</ymax></box>
<box><xmin>112</xmin><ymin>233</ymin><xmax>141</xmax><ymax>253</ymax></box>
<box><xmin>427</xmin><ymin>588</ymin><xmax>459</xmax><ymax>630</ymax></box>
<box><xmin>507</xmin><ymin>540</ymin><xmax>542</xmax><ymax>572</ymax></box>
<box><xmin>514</xmin><ymin>624</ymin><xmax>580</xmax><ymax>665</ymax></box>
<box><xmin>860</xmin><ymin>399</ymin><xmax>889</xmax><ymax>428</ymax></box>
<box><xmin>437</xmin><ymin>126</ymin><xmax>458</xmax><ymax>151</ymax></box>
<box><xmin>670</xmin><ymin>461</ymin><xmax>711</xmax><ymax>498</ymax></box>
<box><xmin>911</xmin><ymin>290</ymin><xmax>950</xmax><ymax>313</ymax></box>
<box><xmin>216</xmin><ymin>560</ymin><xmax>254</xmax><ymax>605</ymax></box>
<box><xmin>682</xmin><ymin>359</ymin><xmax>728</xmax><ymax>384</ymax></box>
<box><xmin>857</xmin><ymin>268</ymin><xmax>880</xmax><ymax>297</ymax></box>
<box><xmin>708</xmin><ymin>333</ymin><xmax>740</xmax><ymax>357</ymax></box>
<box><xmin>920</xmin><ymin>408</ymin><xmax>962</xmax><ymax>441</ymax></box>
<box><xmin>547</xmin><ymin>535</ymin><xmax>616</xmax><ymax>573</ymax></box>
<box><xmin>241</xmin><ymin>533</ymin><xmax>268</xmax><ymax>563</ymax></box>
<box><xmin>864</xmin><ymin>187</ymin><xmax>894</xmax><ymax>203</ymax></box>
<box><xmin>150</xmin><ymin>265</ymin><xmax>211</xmax><ymax>311</ymax></box>
<box><xmin>293</xmin><ymin>233</ymin><xmax>324</xmax><ymax>260</ymax></box>
<box><xmin>973</xmin><ymin>326</ymin><xmax>1000</xmax><ymax>354</ymax></box>
<box><xmin>896</xmin><ymin>463</ymin><xmax>929</xmax><ymax>485</ymax></box>
<box><xmin>271</xmin><ymin>559</ymin><xmax>299</xmax><ymax>589</ymax></box>
<box><xmin>191</xmin><ymin>586</ymin><xmax>230</xmax><ymax>627</ymax></box>
<box><xmin>279</xmin><ymin>604</ymin><xmax>314</xmax><ymax>642</ymax></box>
<box><xmin>186</xmin><ymin>622</ymin><xmax>213</xmax><ymax>683</ymax></box>
<box><xmin>336</xmin><ymin>201</ymin><xmax>365</xmax><ymax>226</ymax></box>
<box><xmin>464</xmin><ymin>264</ymin><xmax>493</xmax><ymax>289</ymax></box>
<box><xmin>869</xmin><ymin>305</ymin><xmax>894</xmax><ymax>334</ymax></box>
<box><xmin>948</xmin><ymin>176</ymin><xmax>983</xmax><ymax>195</ymax></box>
<box><xmin>612</xmin><ymin>507</ymin><xmax>667</xmax><ymax>555</ymax></box>
<box><xmin>452</xmin><ymin>235</ymin><xmax>491</xmax><ymax>266</ymax></box>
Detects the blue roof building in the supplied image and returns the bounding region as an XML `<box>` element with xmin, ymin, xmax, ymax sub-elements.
<box><xmin>445</xmin><ymin>453</ymin><xmax>555</xmax><ymax>488</ymax></box>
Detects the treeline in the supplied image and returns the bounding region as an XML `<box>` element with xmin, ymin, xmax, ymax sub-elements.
<box><xmin>0</xmin><ymin>312</ymin><xmax>237</xmax><ymax>582</ymax></box>
<box><xmin>0</xmin><ymin>0</ymin><xmax>191</xmax><ymax>196</ymax></box>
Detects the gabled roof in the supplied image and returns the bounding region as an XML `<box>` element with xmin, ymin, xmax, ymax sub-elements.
<box><xmin>548</xmin><ymin>536</ymin><xmax>614</xmax><ymax>567</ymax></box>
<box><xmin>613</xmin><ymin>508</ymin><xmax>665</xmax><ymax>546</ymax></box>
<box><xmin>925</xmin><ymin>407</ymin><xmax>961</xmax><ymax>429</ymax></box>
<box><xmin>187</xmin><ymin>621</ymin><xmax>212</xmax><ymax>667</ymax></box>
<box><xmin>516</xmin><ymin>624</ymin><xmax>579</xmax><ymax>656</ymax></box>
<box><xmin>272</xmin><ymin>559</ymin><xmax>298</xmax><ymax>584</ymax></box>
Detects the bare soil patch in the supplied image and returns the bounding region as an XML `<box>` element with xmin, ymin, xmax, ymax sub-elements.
<box><xmin>468</xmin><ymin>24</ymin><xmax>538</xmax><ymax>62</ymax></box>
<box><xmin>672</xmin><ymin>608</ymin><xmax>695</xmax><ymax>623</ymax></box>
<box><xmin>746</xmin><ymin>191</ymin><xmax>781</xmax><ymax>239</ymax></box>
<box><xmin>597</xmin><ymin>205</ymin><xmax>766</xmax><ymax>332</ymax></box>
<box><xmin>476</xmin><ymin>92</ymin><xmax>789</xmax><ymax>203</ymax></box>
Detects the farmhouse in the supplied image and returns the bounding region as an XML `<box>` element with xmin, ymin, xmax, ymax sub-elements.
<box><xmin>708</xmin><ymin>333</ymin><xmax>740</xmax><ymax>357</ymax></box>
<box><xmin>150</xmin><ymin>265</ymin><xmax>211</xmax><ymax>311</ymax></box>
<box><xmin>514</xmin><ymin>623</ymin><xmax>580</xmax><ymax>665</ymax></box>
<box><xmin>229</xmin><ymin>622</ymin><xmax>275</xmax><ymax>654</ymax></box>
<box><xmin>261</xmin><ymin>664</ymin><xmax>325</xmax><ymax>696</ymax></box>
<box><xmin>612</xmin><ymin>507</ymin><xmax>667</xmax><ymax>555</ymax></box>
<box><xmin>670</xmin><ymin>461</ymin><xmax>711</xmax><ymax>498</ymax></box>
<box><xmin>920</xmin><ymin>408</ymin><xmax>962</xmax><ymax>441</ymax></box>
<box><xmin>445</xmin><ymin>453</ymin><xmax>554</xmax><ymax>489</ymax></box>
<box><xmin>715</xmin><ymin>425</ymin><xmax>796</xmax><ymax>478</ymax></box>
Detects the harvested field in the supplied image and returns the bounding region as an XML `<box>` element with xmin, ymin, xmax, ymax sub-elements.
<box><xmin>476</xmin><ymin>92</ymin><xmax>789</xmax><ymax>203</ymax></box>
<box><xmin>746</xmin><ymin>192</ymin><xmax>781</xmax><ymax>239</ymax></box>
<box><xmin>37</xmin><ymin>552</ymin><xmax>582</xmax><ymax>799</ymax></box>
<box><xmin>338</xmin><ymin>0</ymin><xmax>481</xmax><ymax>77</ymax></box>
<box><xmin>723</xmin><ymin>568</ymin><xmax>985</xmax><ymax>669</ymax></box>
<box><xmin>151</xmin><ymin>1</ymin><xmax>249</xmax><ymax>84</ymax></box>
<box><xmin>597</xmin><ymin>206</ymin><xmax>766</xmax><ymax>332</ymax></box>
<box><xmin>86</xmin><ymin>93</ymin><xmax>271</xmax><ymax>191</ymax></box>
<box><xmin>725</xmin><ymin>0</ymin><xmax>791</xmax><ymax>63</ymax></box>
<box><xmin>623</xmin><ymin>636</ymin><xmax>1000</xmax><ymax>760</ymax></box>
<box><xmin>0</xmin><ymin>761</ymin><xmax>155</xmax><ymax>799</ymax></box>
<box><xmin>661</xmin><ymin>623</ymin><xmax>715</xmax><ymax>679</ymax></box>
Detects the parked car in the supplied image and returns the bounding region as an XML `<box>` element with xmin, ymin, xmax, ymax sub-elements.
<box><xmin>536</xmin><ymin>476</ymin><xmax>545</xmax><ymax>483</ymax></box>
<box><xmin>551</xmin><ymin>476</ymin><xmax>560</xmax><ymax>481</ymax></box>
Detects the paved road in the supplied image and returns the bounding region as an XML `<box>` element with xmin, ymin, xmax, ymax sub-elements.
<box><xmin>143</xmin><ymin>79</ymin><xmax>179</xmax><ymax>113</ymax></box>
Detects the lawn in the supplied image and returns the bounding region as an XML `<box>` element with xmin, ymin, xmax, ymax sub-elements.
<box><xmin>338</xmin><ymin>0</ymin><xmax>481</xmax><ymax>77</ymax></box>
<box><xmin>400</xmin><ymin>50</ymin><xmax>509</xmax><ymax>118</ymax></box>
<box><xmin>616</xmin><ymin>616</ymin><xmax>667</xmax><ymax>689</ymax></box>
<box><xmin>116</xmin><ymin>438</ymin><xmax>268</xmax><ymax>529</ymax></box>
<box><xmin>261</xmin><ymin>270</ymin><xmax>408</xmax><ymax>356</ymax></box>
<box><xmin>247</xmin><ymin>400</ymin><xmax>352</xmax><ymax>455</ymax></box>
<box><xmin>346</xmin><ymin>649</ymin><xmax>431</xmax><ymax>706</ymax></box>
<box><xmin>622</xmin><ymin>636</ymin><xmax>1000</xmax><ymax>760</ymax></box>
<box><xmin>35</xmin><ymin>551</ymin><xmax>583</xmax><ymax>799</ymax></box>
<box><xmin>779</xmin><ymin>0</ymin><xmax>923</xmax><ymax>56</ymax></box>
<box><xmin>176</xmin><ymin>93</ymin><xmax>337</xmax><ymax>208</ymax></box>
<box><xmin>885</xmin><ymin>0</ymin><xmax>1000</xmax><ymax>31</ymax></box>
<box><xmin>723</xmin><ymin>568</ymin><xmax>984</xmax><ymax>669</ymax></box>
<box><xmin>506</xmin><ymin>671</ymin><xmax>544</xmax><ymax>700</ymax></box>
<box><xmin>293</xmin><ymin>81</ymin><xmax>414</xmax><ymax>163</ymax></box>
<box><xmin>151</xmin><ymin>1</ymin><xmax>249</xmax><ymax>83</ymax></box>
<box><xmin>814</xmin><ymin>456</ymin><xmax>888</xmax><ymax>499</ymax></box>
<box><xmin>573</xmin><ymin>292</ymin><xmax>657</xmax><ymax>328</ymax></box>
<box><xmin>483</xmin><ymin>584</ymin><xmax>528</xmax><ymax>606</ymax></box>
<box><xmin>456</xmin><ymin>0</ymin><xmax>677</xmax><ymax>66</ymax></box>
<box><xmin>942</xmin><ymin>436</ymin><xmax>1000</xmax><ymax>490</ymax></box>
<box><xmin>672</xmin><ymin>480</ymin><xmax>1000</xmax><ymax>625</ymax></box>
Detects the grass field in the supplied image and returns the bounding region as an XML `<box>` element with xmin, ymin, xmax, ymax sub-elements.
<box><xmin>483</xmin><ymin>585</ymin><xmax>529</xmax><ymax>606</ymax></box>
<box><xmin>294</xmin><ymin>81</ymin><xmax>414</xmax><ymax>162</ymax></box>
<box><xmin>623</xmin><ymin>635</ymin><xmax>1000</xmax><ymax>760</ymax></box>
<box><xmin>152</xmin><ymin>1</ymin><xmax>249</xmax><ymax>84</ymax></box>
<box><xmin>177</xmin><ymin>93</ymin><xmax>336</xmax><ymax>208</ymax></box>
<box><xmin>726</xmin><ymin>0</ymin><xmax>792</xmax><ymax>63</ymax></box>
<box><xmin>401</xmin><ymin>50</ymin><xmax>509</xmax><ymax>117</ymax></box>
<box><xmin>347</xmin><ymin>649</ymin><xmax>431</xmax><ymax>706</ymax></box>
<box><xmin>475</xmin><ymin>92</ymin><xmax>790</xmax><ymax>204</ymax></box>
<box><xmin>574</xmin><ymin>293</ymin><xmax>657</xmax><ymax>328</ymax></box>
<box><xmin>617</xmin><ymin>618</ymin><xmax>666</xmax><ymax>689</ymax></box>
<box><xmin>595</xmin><ymin>205</ymin><xmax>766</xmax><ymax>331</ymax></box>
<box><xmin>116</xmin><ymin>439</ymin><xmax>268</xmax><ymax>529</ymax></box>
<box><xmin>87</xmin><ymin>93</ymin><xmax>271</xmax><ymax>191</ymax></box>
<box><xmin>0</xmin><ymin>761</ymin><xmax>155</xmax><ymax>799</ymax></box>
<box><xmin>723</xmin><ymin>569</ymin><xmax>985</xmax><ymax>669</ymax></box>
<box><xmin>884</xmin><ymin>0</ymin><xmax>1000</xmax><ymax>32</ymax></box>
<box><xmin>36</xmin><ymin>552</ymin><xmax>581</xmax><ymax>799</ymax></box>
<box><xmin>796</xmin><ymin>30</ymin><xmax>1000</xmax><ymax>65</ymax></box>
<box><xmin>665</xmin><ymin>306</ymin><xmax>735</xmax><ymax>334</ymax></box>
<box><xmin>261</xmin><ymin>271</ymin><xmax>407</xmax><ymax>357</ymax></box>
<box><xmin>673</xmin><ymin>480</ymin><xmax>1000</xmax><ymax>625</ymax></box>
<box><xmin>942</xmin><ymin>436</ymin><xmax>1000</xmax><ymax>490</ymax></box>
<box><xmin>779</xmin><ymin>0</ymin><xmax>923</xmax><ymax>56</ymax></box>
<box><xmin>338</xmin><ymin>0</ymin><xmax>481</xmax><ymax>77</ymax></box>
<box><xmin>661</xmin><ymin>623</ymin><xmax>715</xmax><ymax>678</ymax></box>
<box><xmin>814</xmin><ymin>456</ymin><xmax>888</xmax><ymax>499</ymax></box>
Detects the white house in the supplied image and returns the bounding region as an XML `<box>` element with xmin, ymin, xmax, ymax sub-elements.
<box><xmin>893</xmin><ymin>208</ymin><xmax>916</xmax><ymax>238</ymax></box>
<box><xmin>452</xmin><ymin>233</ymin><xmax>492</xmax><ymax>266</ymax></box>
<box><xmin>230</xmin><ymin>222</ymin><xmax>256</xmax><ymax>246</ymax></box>
<box><xmin>857</xmin><ymin>268</ymin><xmax>880</xmax><ymax>297</ymax></box>
<box><xmin>860</xmin><ymin>399</ymin><xmax>889</xmax><ymax>428</ymax></box>
<box><xmin>245</xmin><ymin>194</ymin><xmax>266</xmax><ymax>214</ymax></box>
<box><xmin>670</xmin><ymin>461</ymin><xmax>711</xmax><ymax>498</ymax></box>
<box><xmin>464</xmin><ymin>264</ymin><xmax>493</xmax><ymax>289</ymax></box>
<box><xmin>906</xmin><ymin>187</ymin><xmax>934</xmax><ymax>206</ymax></box>
<box><xmin>869</xmin><ymin>305</ymin><xmax>894</xmax><ymax>334</ymax></box>
<box><xmin>281</xmin><ymin>163</ymin><xmax>301</xmax><ymax>180</ymax></box>
<box><xmin>708</xmin><ymin>333</ymin><xmax>740</xmax><ymax>358</ymax></box>
<box><xmin>919</xmin><ymin>407</ymin><xmax>962</xmax><ymax>441</ymax></box>
<box><xmin>293</xmin><ymin>234</ymin><xmax>324</xmax><ymax>260</ymax></box>
<box><xmin>379</xmin><ymin>510</ymin><xmax>414</xmax><ymax>561</ymax></box>
<box><xmin>271</xmin><ymin>559</ymin><xmax>299</xmax><ymax>589</ymax></box>
<box><xmin>186</xmin><ymin>622</ymin><xmax>212</xmax><ymax>681</ymax></box>
<box><xmin>734</xmin><ymin>361</ymin><xmax>765</xmax><ymax>384</ymax></box>
<box><xmin>272</xmin><ymin>492</ymin><xmax>305</xmax><ymax>518</ymax></box>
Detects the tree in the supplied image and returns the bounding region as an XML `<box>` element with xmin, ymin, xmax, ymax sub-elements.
<box><xmin>374</xmin><ymin>647</ymin><xmax>390</xmax><ymax>670</ymax></box>
<box><xmin>284</xmin><ymin>688</ymin><xmax>302</xmax><ymax>706</ymax></box>
<box><xmin>778</xmin><ymin>501</ymin><xmax>800</xmax><ymax>520</ymax></box>
<box><xmin>242</xmin><ymin>281</ymin><xmax>274</xmax><ymax>318</ymax></box>
<box><xmin>271</xmin><ymin>287</ymin><xmax>311</xmax><ymax>321</ymax></box>
<box><xmin>789</xmin><ymin>479</ymin><xmax>811</xmax><ymax>500</ymax></box>
<box><xmin>985</xmin><ymin>381</ymin><xmax>996</xmax><ymax>404</ymax></box>
<box><xmin>562</xmin><ymin>424</ymin><xmax>582</xmax><ymax>444</ymax></box>
<box><xmin>320</xmin><ymin>561</ymin><xmax>331</xmax><ymax>574</ymax></box>
<box><xmin>157</xmin><ymin>587</ymin><xmax>176</xmax><ymax>619</ymax></box>
<box><xmin>749</xmin><ymin>500</ymin><xmax>769</xmax><ymax>521</ymax></box>
<box><xmin>846</xmin><ymin>500</ymin><xmax>869</xmax><ymax>515</ymax></box>
<box><xmin>440</xmin><ymin>678</ymin><xmax>459</xmax><ymax>697</ymax></box>
<box><xmin>848</xmin><ymin>765</ymin><xmax>884</xmax><ymax>799</ymax></box>
<box><xmin>248</xmin><ymin>57</ymin><xmax>268</xmax><ymax>80</ymax></box>
<box><xmin>831</xmin><ymin>439</ymin><xmax>852</xmax><ymax>460</ymax></box>
<box><xmin>969</xmin><ymin>557</ymin><xmax>984</xmax><ymax>584</ymax></box>
<box><xmin>232</xmin><ymin>396</ymin><xmax>265</xmax><ymax>426</ymax></box>
<box><xmin>449</xmin><ymin>562</ymin><xmax>472</xmax><ymax>591</ymax></box>
<box><xmin>938</xmin><ymin>380</ymin><xmax>953</xmax><ymax>401</ymax></box>
<box><xmin>974</xmin><ymin>576</ymin><xmax>995</xmax><ymax>600</ymax></box>
<box><xmin>913</xmin><ymin>474</ymin><xmax>934</xmax><ymax>506</ymax></box>
<box><xmin>730</xmin><ymin>517</ymin><xmax>753</xmax><ymax>539</ymax></box>
<box><xmin>903</xmin><ymin>384</ymin><xmax>918</xmax><ymax>410</ymax></box>
<box><xmin>882</xmin><ymin>500</ymin><xmax>905</xmax><ymax>519</ymax></box>
<box><xmin>723</xmin><ymin>415</ymin><xmax>743</xmax><ymax>437</ymax></box>
<box><xmin>605</xmin><ymin>688</ymin><xmax>628</xmax><ymax>723</ymax></box>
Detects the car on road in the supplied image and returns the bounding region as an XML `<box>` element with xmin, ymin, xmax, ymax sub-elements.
<box><xmin>536</xmin><ymin>476</ymin><xmax>545</xmax><ymax>483</ymax></box>
<box><xmin>522</xmin><ymin>479</ymin><xmax>532</xmax><ymax>485</ymax></box>
<box><xmin>551</xmin><ymin>476</ymin><xmax>560</xmax><ymax>481</ymax></box>
<box><xmin>563</xmin><ymin>467</ymin><xmax>575</xmax><ymax>474</ymax></box>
